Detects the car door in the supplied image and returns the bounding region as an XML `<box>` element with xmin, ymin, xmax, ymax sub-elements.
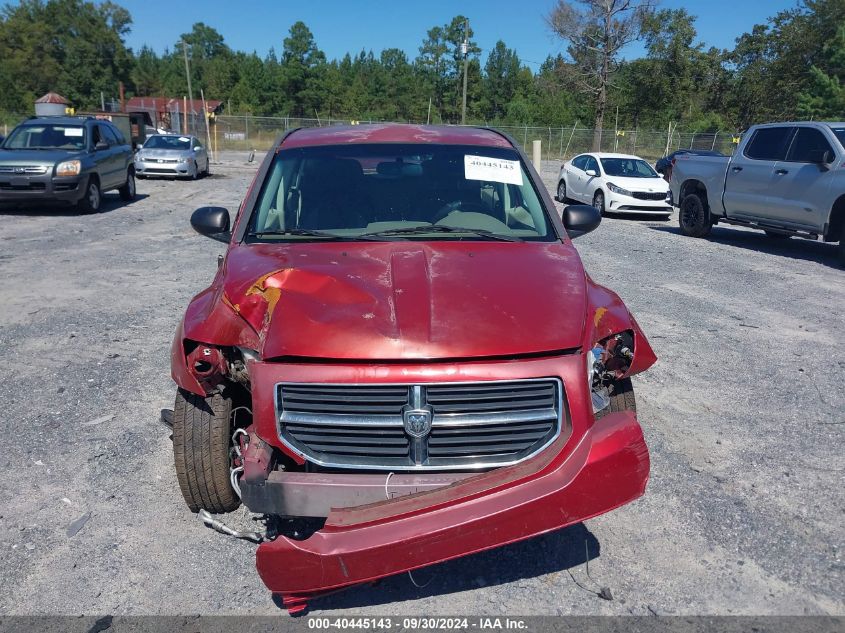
<box><xmin>94</xmin><ymin>123</ymin><xmax>122</xmax><ymax>188</ymax></box>
<box><xmin>723</xmin><ymin>125</ymin><xmax>795</xmax><ymax>221</ymax></box>
<box><xmin>565</xmin><ymin>155</ymin><xmax>587</xmax><ymax>201</ymax></box>
<box><xmin>764</xmin><ymin>126</ymin><xmax>838</xmax><ymax>231</ymax></box>
<box><xmin>582</xmin><ymin>155</ymin><xmax>602</xmax><ymax>201</ymax></box>
<box><xmin>193</xmin><ymin>137</ymin><xmax>208</xmax><ymax>171</ymax></box>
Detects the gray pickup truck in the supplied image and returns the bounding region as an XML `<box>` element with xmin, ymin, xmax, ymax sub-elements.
<box><xmin>670</xmin><ymin>121</ymin><xmax>845</xmax><ymax>264</ymax></box>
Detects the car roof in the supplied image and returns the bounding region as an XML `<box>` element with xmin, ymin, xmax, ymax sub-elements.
<box><xmin>586</xmin><ymin>152</ymin><xmax>645</xmax><ymax>160</ymax></box>
<box><xmin>20</xmin><ymin>117</ymin><xmax>93</xmax><ymax>126</ymax></box>
<box><xmin>280</xmin><ymin>124</ymin><xmax>513</xmax><ymax>150</ymax></box>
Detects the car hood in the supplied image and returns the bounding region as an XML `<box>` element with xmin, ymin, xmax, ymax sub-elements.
<box><xmin>220</xmin><ymin>240</ymin><xmax>587</xmax><ymax>360</ymax></box>
<box><xmin>0</xmin><ymin>149</ymin><xmax>84</xmax><ymax>165</ymax></box>
<box><xmin>604</xmin><ymin>175</ymin><xmax>668</xmax><ymax>192</ymax></box>
<box><xmin>138</xmin><ymin>149</ymin><xmax>191</xmax><ymax>159</ymax></box>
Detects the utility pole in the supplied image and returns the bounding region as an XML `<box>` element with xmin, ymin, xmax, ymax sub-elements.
<box><xmin>180</xmin><ymin>40</ymin><xmax>194</xmax><ymax>134</ymax></box>
<box><xmin>461</xmin><ymin>19</ymin><xmax>469</xmax><ymax>125</ymax></box>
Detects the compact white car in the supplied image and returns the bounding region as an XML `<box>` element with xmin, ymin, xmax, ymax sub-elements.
<box><xmin>556</xmin><ymin>152</ymin><xmax>672</xmax><ymax>216</ymax></box>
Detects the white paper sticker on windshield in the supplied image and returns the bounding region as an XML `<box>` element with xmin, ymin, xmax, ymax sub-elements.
<box><xmin>464</xmin><ymin>155</ymin><xmax>522</xmax><ymax>185</ymax></box>
<box><xmin>63</xmin><ymin>128</ymin><xmax>83</xmax><ymax>137</ymax></box>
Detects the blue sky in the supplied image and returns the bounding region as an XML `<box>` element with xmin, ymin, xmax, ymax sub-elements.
<box><xmin>120</xmin><ymin>0</ymin><xmax>799</xmax><ymax>66</ymax></box>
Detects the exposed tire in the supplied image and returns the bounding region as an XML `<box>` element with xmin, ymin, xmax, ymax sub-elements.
<box><xmin>191</xmin><ymin>161</ymin><xmax>199</xmax><ymax>180</ymax></box>
<box><xmin>557</xmin><ymin>180</ymin><xmax>567</xmax><ymax>202</ymax></box>
<box><xmin>77</xmin><ymin>177</ymin><xmax>101</xmax><ymax>214</ymax></box>
<box><xmin>118</xmin><ymin>168</ymin><xmax>136</xmax><ymax>201</ymax></box>
<box><xmin>678</xmin><ymin>192</ymin><xmax>712</xmax><ymax>237</ymax></box>
<box><xmin>172</xmin><ymin>388</ymin><xmax>241</xmax><ymax>514</ymax></box>
<box><xmin>594</xmin><ymin>378</ymin><xmax>636</xmax><ymax>420</ymax></box>
<box><xmin>593</xmin><ymin>190</ymin><xmax>605</xmax><ymax>215</ymax></box>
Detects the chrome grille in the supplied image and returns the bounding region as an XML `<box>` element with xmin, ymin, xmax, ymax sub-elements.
<box><xmin>0</xmin><ymin>165</ymin><xmax>48</xmax><ymax>174</ymax></box>
<box><xmin>276</xmin><ymin>379</ymin><xmax>563</xmax><ymax>471</ymax></box>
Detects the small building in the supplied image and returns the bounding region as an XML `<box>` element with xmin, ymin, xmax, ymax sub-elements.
<box><xmin>34</xmin><ymin>92</ymin><xmax>70</xmax><ymax>117</ymax></box>
<box><xmin>126</xmin><ymin>97</ymin><xmax>223</xmax><ymax>133</ymax></box>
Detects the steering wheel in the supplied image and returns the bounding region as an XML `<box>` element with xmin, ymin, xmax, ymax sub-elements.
<box><xmin>432</xmin><ymin>200</ymin><xmax>493</xmax><ymax>224</ymax></box>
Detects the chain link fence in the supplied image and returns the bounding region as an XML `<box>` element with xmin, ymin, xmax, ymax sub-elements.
<box><xmin>1</xmin><ymin>111</ymin><xmax>738</xmax><ymax>163</ymax></box>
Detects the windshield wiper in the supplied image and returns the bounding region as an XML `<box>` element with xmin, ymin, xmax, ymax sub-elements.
<box><xmin>359</xmin><ymin>224</ymin><xmax>523</xmax><ymax>242</ymax></box>
<box><xmin>249</xmin><ymin>228</ymin><xmax>389</xmax><ymax>241</ymax></box>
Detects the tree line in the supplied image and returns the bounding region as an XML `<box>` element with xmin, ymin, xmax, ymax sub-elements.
<box><xmin>0</xmin><ymin>0</ymin><xmax>843</xmax><ymax>134</ymax></box>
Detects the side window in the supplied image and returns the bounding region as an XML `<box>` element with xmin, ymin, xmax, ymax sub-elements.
<box><xmin>786</xmin><ymin>127</ymin><xmax>833</xmax><ymax>162</ymax></box>
<box><xmin>91</xmin><ymin>124</ymin><xmax>101</xmax><ymax>146</ymax></box>
<box><xmin>193</xmin><ymin>138</ymin><xmax>203</xmax><ymax>149</ymax></box>
<box><xmin>585</xmin><ymin>156</ymin><xmax>599</xmax><ymax>173</ymax></box>
<box><xmin>100</xmin><ymin>124</ymin><xmax>119</xmax><ymax>146</ymax></box>
<box><xmin>744</xmin><ymin>127</ymin><xmax>794</xmax><ymax>161</ymax></box>
<box><xmin>571</xmin><ymin>155</ymin><xmax>586</xmax><ymax>170</ymax></box>
<box><xmin>110</xmin><ymin>125</ymin><xmax>126</xmax><ymax>145</ymax></box>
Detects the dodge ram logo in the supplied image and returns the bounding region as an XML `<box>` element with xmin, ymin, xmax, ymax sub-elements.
<box><xmin>403</xmin><ymin>408</ymin><xmax>432</xmax><ymax>438</ymax></box>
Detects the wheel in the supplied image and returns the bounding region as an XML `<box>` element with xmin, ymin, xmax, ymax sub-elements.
<box><xmin>557</xmin><ymin>180</ymin><xmax>567</xmax><ymax>202</ymax></box>
<box><xmin>594</xmin><ymin>378</ymin><xmax>636</xmax><ymax>420</ymax></box>
<box><xmin>678</xmin><ymin>193</ymin><xmax>712</xmax><ymax>237</ymax></box>
<box><xmin>118</xmin><ymin>168</ymin><xmax>136</xmax><ymax>201</ymax></box>
<box><xmin>77</xmin><ymin>177</ymin><xmax>101</xmax><ymax>214</ymax></box>
<box><xmin>172</xmin><ymin>388</ymin><xmax>241</xmax><ymax>514</ymax></box>
<box><xmin>191</xmin><ymin>161</ymin><xmax>199</xmax><ymax>180</ymax></box>
<box><xmin>593</xmin><ymin>190</ymin><xmax>605</xmax><ymax>215</ymax></box>
<box><xmin>764</xmin><ymin>230</ymin><xmax>789</xmax><ymax>239</ymax></box>
<box><xmin>204</xmin><ymin>160</ymin><xmax>211</xmax><ymax>177</ymax></box>
<box><xmin>837</xmin><ymin>223</ymin><xmax>845</xmax><ymax>267</ymax></box>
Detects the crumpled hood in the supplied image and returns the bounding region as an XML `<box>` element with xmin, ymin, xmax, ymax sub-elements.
<box><xmin>222</xmin><ymin>240</ymin><xmax>587</xmax><ymax>360</ymax></box>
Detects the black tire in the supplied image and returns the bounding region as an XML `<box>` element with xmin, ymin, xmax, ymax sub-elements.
<box><xmin>764</xmin><ymin>230</ymin><xmax>789</xmax><ymax>239</ymax></box>
<box><xmin>76</xmin><ymin>177</ymin><xmax>101</xmax><ymax>214</ymax></box>
<box><xmin>118</xmin><ymin>168</ymin><xmax>136</xmax><ymax>201</ymax></box>
<box><xmin>593</xmin><ymin>190</ymin><xmax>605</xmax><ymax>215</ymax></box>
<box><xmin>678</xmin><ymin>192</ymin><xmax>712</xmax><ymax>237</ymax></box>
<box><xmin>594</xmin><ymin>378</ymin><xmax>636</xmax><ymax>420</ymax></box>
<box><xmin>191</xmin><ymin>161</ymin><xmax>199</xmax><ymax>180</ymax></box>
<box><xmin>172</xmin><ymin>388</ymin><xmax>240</xmax><ymax>514</ymax></box>
<box><xmin>837</xmin><ymin>223</ymin><xmax>845</xmax><ymax>267</ymax></box>
<box><xmin>557</xmin><ymin>180</ymin><xmax>567</xmax><ymax>202</ymax></box>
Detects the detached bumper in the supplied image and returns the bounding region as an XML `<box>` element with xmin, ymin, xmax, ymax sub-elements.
<box><xmin>256</xmin><ymin>409</ymin><xmax>649</xmax><ymax>611</ymax></box>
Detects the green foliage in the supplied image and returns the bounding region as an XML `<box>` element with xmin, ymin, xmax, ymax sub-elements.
<box><xmin>0</xmin><ymin>0</ymin><xmax>842</xmax><ymax>133</ymax></box>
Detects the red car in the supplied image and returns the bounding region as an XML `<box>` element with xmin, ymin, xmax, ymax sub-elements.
<box><xmin>170</xmin><ymin>124</ymin><xmax>656</xmax><ymax>613</ymax></box>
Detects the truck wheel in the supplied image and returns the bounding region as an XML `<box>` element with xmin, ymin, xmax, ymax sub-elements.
<box><xmin>118</xmin><ymin>168</ymin><xmax>136</xmax><ymax>201</ymax></box>
<box><xmin>679</xmin><ymin>193</ymin><xmax>712</xmax><ymax>237</ymax></box>
<box><xmin>76</xmin><ymin>177</ymin><xmax>101</xmax><ymax>214</ymax></box>
<box><xmin>173</xmin><ymin>388</ymin><xmax>241</xmax><ymax>514</ymax></box>
<box><xmin>595</xmin><ymin>378</ymin><xmax>636</xmax><ymax>420</ymax></box>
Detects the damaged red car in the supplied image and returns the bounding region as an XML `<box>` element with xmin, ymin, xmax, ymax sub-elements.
<box><xmin>169</xmin><ymin>124</ymin><xmax>656</xmax><ymax>613</ymax></box>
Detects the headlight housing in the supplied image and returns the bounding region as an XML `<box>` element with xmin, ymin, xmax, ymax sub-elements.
<box><xmin>55</xmin><ymin>160</ymin><xmax>81</xmax><ymax>177</ymax></box>
<box><xmin>607</xmin><ymin>182</ymin><xmax>632</xmax><ymax>197</ymax></box>
<box><xmin>587</xmin><ymin>331</ymin><xmax>635</xmax><ymax>414</ymax></box>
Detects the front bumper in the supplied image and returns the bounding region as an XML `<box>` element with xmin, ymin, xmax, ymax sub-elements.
<box><xmin>135</xmin><ymin>159</ymin><xmax>192</xmax><ymax>177</ymax></box>
<box><xmin>0</xmin><ymin>172</ymin><xmax>85</xmax><ymax>204</ymax></box>
<box><xmin>606</xmin><ymin>191</ymin><xmax>672</xmax><ymax>214</ymax></box>
<box><xmin>245</xmin><ymin>355</ymin><xmax>650</xmax><ymax>612</ymax></box>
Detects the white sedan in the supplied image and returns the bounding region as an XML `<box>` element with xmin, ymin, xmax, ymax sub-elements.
<box><xmin>555</xmin><ymin>152</ymin><xmax>672</xmax><ymax>216</ymax></box>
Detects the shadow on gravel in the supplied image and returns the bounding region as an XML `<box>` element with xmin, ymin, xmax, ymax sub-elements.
<box><xmin>0</xmin><ymin>193</ymin><xmax>149</xmax><ymax>216</ymax></box>
<box><xmin>292</xmin><ymin>522</ymin><xmax>601</xmax><ymax>612</ymax></box>
<box><xmin>647</xmin><ymin>224</ymin><xmax>843</xmax><ymax>267</ymax></box>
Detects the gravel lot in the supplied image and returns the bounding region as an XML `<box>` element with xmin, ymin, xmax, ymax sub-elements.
<box><xmin>0</xmin><ymin>153</ymin><xmax>842</xmax><ymax>617</ymax></box>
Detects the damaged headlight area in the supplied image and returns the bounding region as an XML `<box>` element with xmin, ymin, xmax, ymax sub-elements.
<box><xmin>184</xmin><ymin>341</ymin><xmax>259</xmax><ymax>392</ymax></box>
<box><xmin>587</xmin><ymin>330</ymin><xmax>635</xmax><ymax>414</ymax></box>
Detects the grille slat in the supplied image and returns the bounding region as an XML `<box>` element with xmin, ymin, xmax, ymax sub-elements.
<box><xmin>632</xmin><ymin>191</ymin><xmax>667</xmax><ymax>201</ymax></box>
<box><xmin>277</xmin><ymin>380</ymin><xmax>562</xmax><ymax>471</ymax></box>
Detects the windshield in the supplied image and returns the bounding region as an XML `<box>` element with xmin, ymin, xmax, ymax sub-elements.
<box><xmin>247</xmin><ymin>143</ymin><xmax>557</xmax><ymax>242</ymax></box>
<box><xmin>600</xmin><ymin>158</ymin><xmax>659</xmax><ymax>178</ymax></box>
<box><xmin>4</xmin><ymin>124</ymin><xmax>86</xmax><ymax>150</ymax></box>
<box><xmin>830</xmin><ymin>127</ymin><xmax>845</xmax><ymax>148</ymax></box>
<box><xmin>144</xmin><ymin>135</ymin><xmax>192</xmax><ymax>150</ymax></box>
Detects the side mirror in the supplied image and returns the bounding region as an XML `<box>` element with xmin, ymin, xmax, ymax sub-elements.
<box><xmin>807</xmin><ymin>149</ymin><xmax>834</xmax><ymax>165</ymax></box>
<box><xmin>563</xmin><ymin>204</ymin><xmax>601</xmax><ymax>238</ymax></box>
<box><xmin>95</xmin><ymin>140</ymin><xmax>109</xmax><ymax>151</ymax></box>
<box><xmin>194</xmin><ymin>146</ymin><xmax>202</xmax><ymax>151</ymax></box>
<box><xmin>191</xmin><ymin>206</ymin><xmax>231</xmax><ymax>243</ymax></box>
<box><xmin>585</xmin><ymin>169</ymin><xmax>598</xmax><ymax>177</ymax></box>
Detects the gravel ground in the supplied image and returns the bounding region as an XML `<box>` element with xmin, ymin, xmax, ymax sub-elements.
<box><xmin>0</xmin><ymin>153</ymin><xmax>841</xmax><ymax>617</ymax></box>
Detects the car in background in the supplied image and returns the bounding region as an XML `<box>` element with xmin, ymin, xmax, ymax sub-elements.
<box><xmin>134</xmin><ymin>134</ymin><xmax>209</xmax><ymax>180</ymax></box>
<box><xmin>556</xmin><ymin>152</ymin><xmax>672</xmax><ymax>217</ymax></box>
<box><xmin>0</xmin><ymin>116</ymin><xmax>135</xmax><ymax>213</ymax></box>
<box><xmin>169</xmin><ymin>123</ymin><xmax>656</xmax><ymax>612</ymax></box>
<box><xmin>655</xmin><ymin>149</ymin><xmax>724</xmax><ymax>183</ymax></box>
<box><xmin>670</xmin><ymin>121</ymin><xmax>845</xmax><ymax>264</ymax></box>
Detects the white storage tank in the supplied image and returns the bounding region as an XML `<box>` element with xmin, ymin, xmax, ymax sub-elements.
<box><xmin>34</xmin><ymin>92</ymin><xmax>70</xmax><ymax>117</ymax></box>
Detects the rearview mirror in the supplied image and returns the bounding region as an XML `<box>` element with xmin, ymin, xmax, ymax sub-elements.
<box><xmin>191</xmin><ymin>206</ymin><xmax>231</xmax><ymax>243</ymax></box>
<box><xmin>563</xmin><ymin>204</ymin><xmax>601</xmax><ymax>238</ymax></box>
<box><xmin>807</xmin><ymin>149</ymin><xmax>834</xmax><ymax>165</ymax></box>
<box><xmin>585</xmin><ymin>169</ymin><xmax>598</xmax><ymax>177</ymax></box>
